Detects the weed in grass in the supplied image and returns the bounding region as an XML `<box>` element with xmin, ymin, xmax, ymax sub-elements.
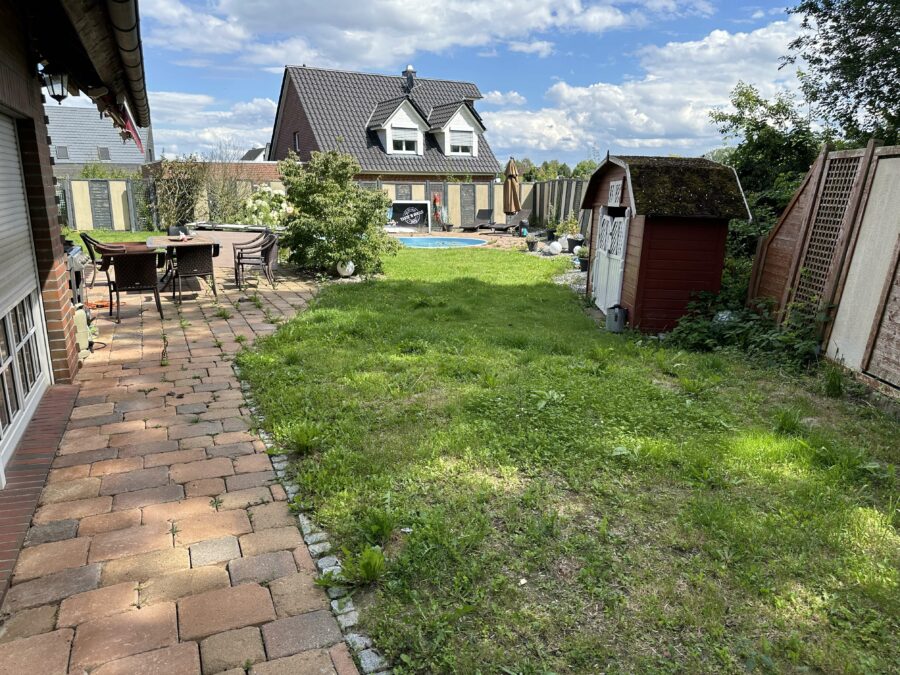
<box><xmin>823</xmin><ymin>362</ymin><xmax>845</xmax><ymax>398</ymax></box>
<box><xmin>773</xmin><ymin>407</ymin><xmax>804</xmax><ymax>435</ymax></box>
<box><xmin>341</xmin><ymin>545</ymin><xmax>386</xmax><ymax>585</ymax></box>
<box><xmin>275</xmin><ymin>420</ymin><xmax>323</xmax><ymax>455</ymax></box>
<box><xmin>234</xmin><ymin>335</ymin><xmax>247</xmax><ymax>345</ymax></box>
<box><xmin>179</xmin><ymin>318</ymin><xmax>191</xmax><ymax>329</ymax></box>
<box><xmin>215</xmin><ymin>306</ymin><xmax>232</xmax><ymax>320</ymax></box>
<box><xmin>209</xmin><ymin>496</ymin><xmax>223</xmax><ymax>510</ymax></box>
<box><xmin>250</xmin><ymin>293</ymin><xmax>263</xmax><ymax>310</ymax></box>
<box><xmin>263</xmin><ymin>308</ymin><xmax>281</xmax><ymax>324</ymax></box>
<box><xmin>358</xmin><ymin>508</ymin><xmax>396</xmax><ymax>546</ymax></box>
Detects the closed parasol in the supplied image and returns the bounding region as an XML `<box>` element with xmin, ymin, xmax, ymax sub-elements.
<box><xmin>503</xmin><ymin>157</ymin><xmax>522</xmax><ymax>215</ymax></box>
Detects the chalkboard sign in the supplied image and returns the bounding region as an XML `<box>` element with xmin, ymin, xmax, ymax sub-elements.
<box><xmin>89</xmin><ymin>181</ymin><xmax>113</xmax><ymax>230</ymax></box>
<box><xmin>391</xmin><ymin>201</ymin><xmax>429</xmax><ymax>229</ymax></box>
<box><xmin>395</xmin><ymin>184</ymin><xmax>412</xmax><ymax>200</ymax></box>
<box><xmin>460</xmin><ymin>184</ymin><xmax>475</xmax><ymax>227</ymax></box>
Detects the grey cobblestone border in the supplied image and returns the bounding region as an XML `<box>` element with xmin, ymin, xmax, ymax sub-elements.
<box><xmin>235</xmin><ymin>367</ymin><xmax>392</xmax><ymax>675</ymax></box>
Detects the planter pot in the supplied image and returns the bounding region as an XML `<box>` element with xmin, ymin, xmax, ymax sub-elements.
<box><xmin>336</xmin><ymin>260</ymin><xmax>355</xmax><ymax>277</ymax></box>
<box><xmin>567</xmin><ymin>235</ymin><xmax>584</xmax><ymax>252</ymax></box>
<box><xmin>579</xmin><ymin>256</ymin><xmax>590</xmax><ymax>272</ymax></box>
<box><xmin>442</xmin><ymin>224</ymin><xmax>454</xmax><ymax>232</ymax></box>
<box><xmin>546</xmin><ymin>228</ymin><xmax>557</xmax><ymax>242</ymax></box>
<box><xmin>526</xmin><ymin>241</ymin><xmax>537</xmax><ymax>252</ymax></box>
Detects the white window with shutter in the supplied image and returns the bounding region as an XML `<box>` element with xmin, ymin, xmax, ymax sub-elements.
<box><xmin>391</xmin><ymin>127</ymin><xmax>418</xmax><ymax>154</ymax></box>
<box><xmin>608</xmin><ymin>180</ymin><xmax>623</xmax><ymax>207</ymax></box>
<box><xmin>449</xmin><ymin>130</ymin><xmax>474</xmax><ymax>155</ymax></box>
<box><xmin>0</xmin><ymin>114</ymin><xmax>50</xmax><ymax>485</ymax></box>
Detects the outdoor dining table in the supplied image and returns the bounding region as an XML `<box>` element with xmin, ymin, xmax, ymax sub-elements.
<box><xmin>146</xmin><ymin>234</ymin><xmax>220</xmax><ymax>289</ymax></box>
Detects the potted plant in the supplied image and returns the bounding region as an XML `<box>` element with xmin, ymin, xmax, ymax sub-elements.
<box><xmin>559</xmin><ymin>215</ymin><xmax>583</xmax><ymax>252</ymax></box>
<box><xmin>525</xmin><ymin>234</ymin><xmax>538</xmax><ymax>252</ymax></box>
<box><xmin>578</xmin><ymin>246</ymin><xmax>590</xmax><ymax>272</ymax></box>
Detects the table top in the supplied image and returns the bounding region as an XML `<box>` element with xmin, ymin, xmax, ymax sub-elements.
<box><xmin>146</xmin><ymin>234</ymin><xmax>218</xmax><ymax>248</ymax></box>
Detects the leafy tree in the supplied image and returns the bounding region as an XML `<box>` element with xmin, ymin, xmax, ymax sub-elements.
<box><xmin>279</xmin><ymin>150</ymin><xmax>398</xmax><ymax>274</ymax></box>
<box><xmin>146</xmin><ymin>156</ymin><xmax>207</xmax><ymax>229</ymax></box>
<box><xmin>572</xmin><ymin>159</ymin><xmax>598</xmax><ymax>179</ymax></box>
<box><xmin>524</xmin><ymin>159</ymin><xmax>573</xmax><ymax>181</ymax></box>
<box><xmin>709</xmin><ymin>82</ymin><xmax>824</xmax><ymax>258</ymax></box>
<box><xmin>786</xmin><ymin>0</ymin><xmax>899</xmax><ymax>144</ymax></box>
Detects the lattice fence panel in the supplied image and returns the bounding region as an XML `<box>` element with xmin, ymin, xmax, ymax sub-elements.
<box><xmin>794</xmin><ymin>156</ymin><xmax>861</xmax><ymax>306</ymax></box>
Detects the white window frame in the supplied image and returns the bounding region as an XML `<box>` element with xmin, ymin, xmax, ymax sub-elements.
<box><xmin>448</xmin><ymin>130</ymin><xmax>474</xmax><ymax>156</ymax></box>
<box><xmin>97</xmin><ymin>146</ymin><xmax>110</xmax><ymax>161</ymax></box>
<box><xmin>293</xmin><ymin>132</ymin><xmax>301</xmax><ymax>152</ymax></box>
<box><xmin>390</xmin><ymin>128</ymin><xmax>418</xmax><ymax>154</ymax></box>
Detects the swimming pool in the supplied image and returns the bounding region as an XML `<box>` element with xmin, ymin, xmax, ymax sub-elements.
<box><xmin>398</xmin><ymin>237</ymin><xmax>488</xmax><ymax>248</ymax></box>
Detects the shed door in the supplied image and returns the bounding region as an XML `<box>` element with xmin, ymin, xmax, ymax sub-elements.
<box><xmin>592</xmin><ymin>213</ymin><xmax>629</xmax><ymax>312</ymax></box>
<box><xmin>0</xmin><ymin>113</ymin><xmax>51</xmax><ymax>485</ymax></box>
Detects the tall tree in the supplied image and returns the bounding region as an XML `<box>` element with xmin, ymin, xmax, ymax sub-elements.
<box><xmin>572</xmin><ymin>159</ymin><xmax>598</xmax><ymax>179</ymax></box>
<box><xmin>786</xmin><ymin>0</ymin><xmax>900</xmax><ymax>144</ymax></box>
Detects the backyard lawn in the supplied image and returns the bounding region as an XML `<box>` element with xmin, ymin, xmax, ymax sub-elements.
<box><xmin>237</xmin><ymin>248</ymin><xmax>898</xmax><ymax>673</ymax></box>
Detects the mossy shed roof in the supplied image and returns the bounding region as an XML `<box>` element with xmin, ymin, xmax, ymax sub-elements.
<box><xmin>581</xmin><ymin>155</ymin><xmax>749</xmax><ymax>220</ymax></box>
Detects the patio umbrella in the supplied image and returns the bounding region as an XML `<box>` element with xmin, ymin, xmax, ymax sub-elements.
<box><xmin>503</xmin><ymin>157</ymin><xmax>522</xmax><ymax>215</ymax></box>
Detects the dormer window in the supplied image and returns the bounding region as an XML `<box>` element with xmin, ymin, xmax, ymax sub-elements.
<box><xmin>449</xmin><ymin>130</ymin><xmax>474</xmax><ymax>155</ymax></box>
<box><xmin>391</xmin><ymin>128</ymin><xmax>418</xmax><ymax>153</ymax></box>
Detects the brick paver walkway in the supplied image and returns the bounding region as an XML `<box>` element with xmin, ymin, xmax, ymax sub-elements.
<box><xmin>0</xmin><ymin>249</ymin><xmax>359</xmax><ymax>674</ymax></box>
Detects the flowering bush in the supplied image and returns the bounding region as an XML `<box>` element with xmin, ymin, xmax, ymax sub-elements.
<box><xmin>240</xmin><ymin>185</ymin><xmax>292</xmax><ymax>228</ymax></box>
<box><xmin>279</xmin><ymin>151</ymin><xmax>397</xmax><ymax>275</ymax></box>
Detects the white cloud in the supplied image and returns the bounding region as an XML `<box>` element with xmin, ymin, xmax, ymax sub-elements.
<box><xmin>484</xmin><ymin>17</ymin><xmax>804</xmax><ymax>159</ymax></box>
<box><xmin>148</xmin><ymin>92</ymin><xmax>277</xmax><ymax>157</ymax></box>
<box><xmin>481</xmin><ymin>90</ymin><xmax>528</xmax><ymax>107</ymax></box>
<box><xmin>141</xmin><ymin>0</ymin><xmax>712</xmax><ymax>70</ymax></box>
<box><xmin>508</xmin><ymin>41</ymin><xmax>555</xmax><ymax>58</ymax></box>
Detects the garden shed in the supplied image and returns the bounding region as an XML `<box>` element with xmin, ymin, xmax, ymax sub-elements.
<box><xmin>581</xmin><ymin>155</ymin><xmax>749</xmax><ymax>332</ymax></box>
<box><xmin>748</xmin><ymin>140</ymin><xmax>900</xmax><ymax>394</ymax></box>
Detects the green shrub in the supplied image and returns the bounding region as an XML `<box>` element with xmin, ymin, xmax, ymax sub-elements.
<box><xmin>279</xmin><ymin>151</ymin><xmax>399</xmax><ymax>274</ymax></box>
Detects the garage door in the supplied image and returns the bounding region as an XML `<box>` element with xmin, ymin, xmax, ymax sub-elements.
<box><xmin>0</xmin><ymin>113</ymin><xmax>51</xmax><ymax>486</ymax></box>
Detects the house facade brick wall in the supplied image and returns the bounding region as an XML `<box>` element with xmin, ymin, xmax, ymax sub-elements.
<box><xmin>271</xmin><ymin>80</ymin><xmax>317</xmax><ymax>163</ymax></box>
<box><xmin>0</xmin><ymin>1</ymin><xmax>78</xmax><ymax>383</ymax></box>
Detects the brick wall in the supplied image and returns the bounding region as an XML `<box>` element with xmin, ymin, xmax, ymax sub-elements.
<box><xmin>0</xmin><ymin>1</ymin><xmax>78</xmax><ymax>383</ymax></box>
<box><xmin>271</xmin><ymin>79</ymin><xmax>317</xmax><ymax>162</ymax></box>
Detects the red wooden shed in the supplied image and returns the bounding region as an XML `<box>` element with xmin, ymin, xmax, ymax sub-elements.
<box><xmin>581</xmin><ymin>155</ymin><xmax>749</xmax><ymax>332</ymax></box>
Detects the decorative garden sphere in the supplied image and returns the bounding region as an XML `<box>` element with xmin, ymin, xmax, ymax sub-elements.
<box><xmin>337</xmin><ymin>261</ymin><xmax>355</xmax><ymax>277</ymax></box>
<box><xmin>547</xmin><ymin>241</ymin><xmax>562</xmax><ymax>256</ymax></box>
<box><xmin>572</xmin><ymin>245</ymin><xmax>583</xmax><ymax>256</ymax></box>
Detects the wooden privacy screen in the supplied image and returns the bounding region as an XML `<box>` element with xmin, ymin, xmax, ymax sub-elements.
<box><xmin>748</xmin><ymin>141</ymin><xmax>878</xmax><ymax>328</ymax></box>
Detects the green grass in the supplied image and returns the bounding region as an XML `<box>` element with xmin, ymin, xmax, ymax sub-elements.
<box><xmin>63</xmin><ymin>227</ymin><xmax>166</xmax><ymax>248</ymax></box>
<box><xmin>238</xmin><ymin>249</ymin><xmax>899</xmax><ymax>674</ymax></box>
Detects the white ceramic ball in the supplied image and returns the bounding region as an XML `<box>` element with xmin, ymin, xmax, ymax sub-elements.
<box><xmin>572</xmin><ymin>245</ymin><xmax>583</xmax><ymax>256</ymax></box>
<box><xmin>337</xmin><ymin>260</ymin><xmax>355</xmax><ymax>277</ymax></box>
<box><xmin>547</xmin><ymin>241</ymin><xmax>562</xmax><ymax>255</ymax></box>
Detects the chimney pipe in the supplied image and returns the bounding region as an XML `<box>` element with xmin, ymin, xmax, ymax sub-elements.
<box><xmin>403</xmin><ymin>64</ymin><xmax>416</xmax><ymax>92</ymax></box>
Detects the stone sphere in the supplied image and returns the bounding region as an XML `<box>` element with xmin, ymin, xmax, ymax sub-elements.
<box><xmin>547</xmin><ymin>241</ymin><xmax>562</xmax><ymax>256</ymax></box>
<box><xmin>337</xmin><ymin>260</ymin><xmax>355</xmax><ymax>277</ymax></box>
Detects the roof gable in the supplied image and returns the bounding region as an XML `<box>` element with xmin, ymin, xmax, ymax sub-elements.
<box><xmin>429</xmin><ymin>102</ymin><xmax>485</xmax><ymax>132</ymax></box>
<box><xmin>280</xmin><ymin>66</ymin><xmax>499</xmax><ymax>175</ymax></box>
<box><xmin>368</xmin><ymin>97</ymin><xmax>428</xmax><ymax>130</ymax></box>
<box><xmin>582</xmin><ymin>155</ymin><xmax>749</xmax><ymax>220</ymax></box>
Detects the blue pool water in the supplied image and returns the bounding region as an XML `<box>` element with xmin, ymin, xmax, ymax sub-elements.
<box><xmin>398</xmin><ymin>237</ymin><xmax>488</xmax><ymax>248</ymax></box>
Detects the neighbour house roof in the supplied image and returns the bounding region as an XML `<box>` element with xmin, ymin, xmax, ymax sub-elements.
<box><xmin>426</xmin><ymin>101</ymin><xmax>485</xmax><ymax>131</ymax></box>
<box><xmin>46</xmin><ymin>106</ymin><xmax>152</xmax><ymax>166</ymax></box>
<box><xmin>582</xmin><ymin>155</ymin><xmax>750</xmax><ymax>220</ymax></box>
<box><xmin>275</xmin><ymin>66</ymin><xmax>500</xmax><ymax>175</ymax></box>
<box><xmin>240</xmin><ymin>147</ymin><xmax>268</xmax><ymax>161</ymax></box>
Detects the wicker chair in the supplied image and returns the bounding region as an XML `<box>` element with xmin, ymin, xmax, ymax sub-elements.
<box><xmin>170</xmin><ymin>244</ymin><xmax>218</xmax><ymax>302</ymax></box>
<box><xmin>80</xmin><ymin>233</ymin><xmax>111</xmax><ymax>288</ymax></box>
<box><xmin>99</xmin><ymin>245</ymin><xmax>164</xmax><ymax>322</ymax></box>
<box><xmin>234</xmin><ymin>233</ymin><xmax>278</xmax><ymax>289</ymax></box>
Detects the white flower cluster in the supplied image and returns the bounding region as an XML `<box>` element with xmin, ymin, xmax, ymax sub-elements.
<box><xmin>241</xmin><ymin>185</ymin><xmax>292</xmax><ymax>227</ymax></box>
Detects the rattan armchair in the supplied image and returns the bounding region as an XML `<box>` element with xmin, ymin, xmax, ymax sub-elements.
<box><xmin>170</xmin><ymin>244</ymin><xmax>218</xmax><ymax>302</ymax></box>
<box><xmin>97</xmin><ymin>244</ymin><xmax>164</xmax><ymax>322</ymax></box>
<box><xmin>234</xmin><ymin>233</ymin><xmax>278</xmax><ymax>289</ymax></box>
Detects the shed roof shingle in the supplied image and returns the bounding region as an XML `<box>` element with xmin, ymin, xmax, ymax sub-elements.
<box><xmin>46</xmin><ymin>106</ymin><xmax>151</xmax><ymax>165</ymax></box>
<box><xmin>284</xmin><ymin>66</ymin><xmax>500</xmax><ymax>176</ymax></box>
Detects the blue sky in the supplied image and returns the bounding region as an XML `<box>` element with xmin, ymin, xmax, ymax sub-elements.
<box><xmin>69</xmin><ymin>1</ymin><xmax>802</xmax><ymax>164</ymax></box>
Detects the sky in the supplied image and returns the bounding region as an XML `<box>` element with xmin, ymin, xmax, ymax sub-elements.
<box><xmin>61</xmin><ymin>0</ymin><xmax>804</xmax><ymax>165</ymax></box>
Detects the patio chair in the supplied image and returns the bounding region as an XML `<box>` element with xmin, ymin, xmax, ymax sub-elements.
<box><xmin>474</xmin><ymin>209</ymin><xmax>496</xmax><ymax>230</ymax></box>
<box><xmin>79</xmin><ymin>233</ymin><xmax>111</xmax><ymax>288</ymax></box>
<box><xmin>99</xmin><ymin>245</ymin><xmax>164</xmax><ymax>322</ymax></box>
<box><xmin>234</xmin><ymin>233</ymin><xmax>278</xmax><ymax>289</ymax></box>
<box><xmin>170</xmin><ymin>243</ymin><xmax>219</xmax><ymax>302</ymax></box>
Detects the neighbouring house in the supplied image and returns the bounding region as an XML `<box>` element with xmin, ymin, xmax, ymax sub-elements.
<box><xmin>46</xmin><ymin>104</ymin><xmax>153</xmax><ymax>178</ymax></box>
<box><xmin>749</xmin><ymin>141</ymin><xmax>900</xmax><ymax>395</ymax></box>
<box><xmin>268</xmin><ymin>65</ymin><xmax>500</xmax><ymax>183</ymax></box>
<box><xmin>582</xmin><ymin>155</ymin><xmax>749</xmax><ymax>332</ymax></box>
<box><xmin>0</xmin><ymin>0</ymin><xmax>149</xmax><ymax>483</ymax></box>
<box><xmin>240</xmin><ymin>145</ymin><xmax>270</xmax><ymax>162</ymax></box>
